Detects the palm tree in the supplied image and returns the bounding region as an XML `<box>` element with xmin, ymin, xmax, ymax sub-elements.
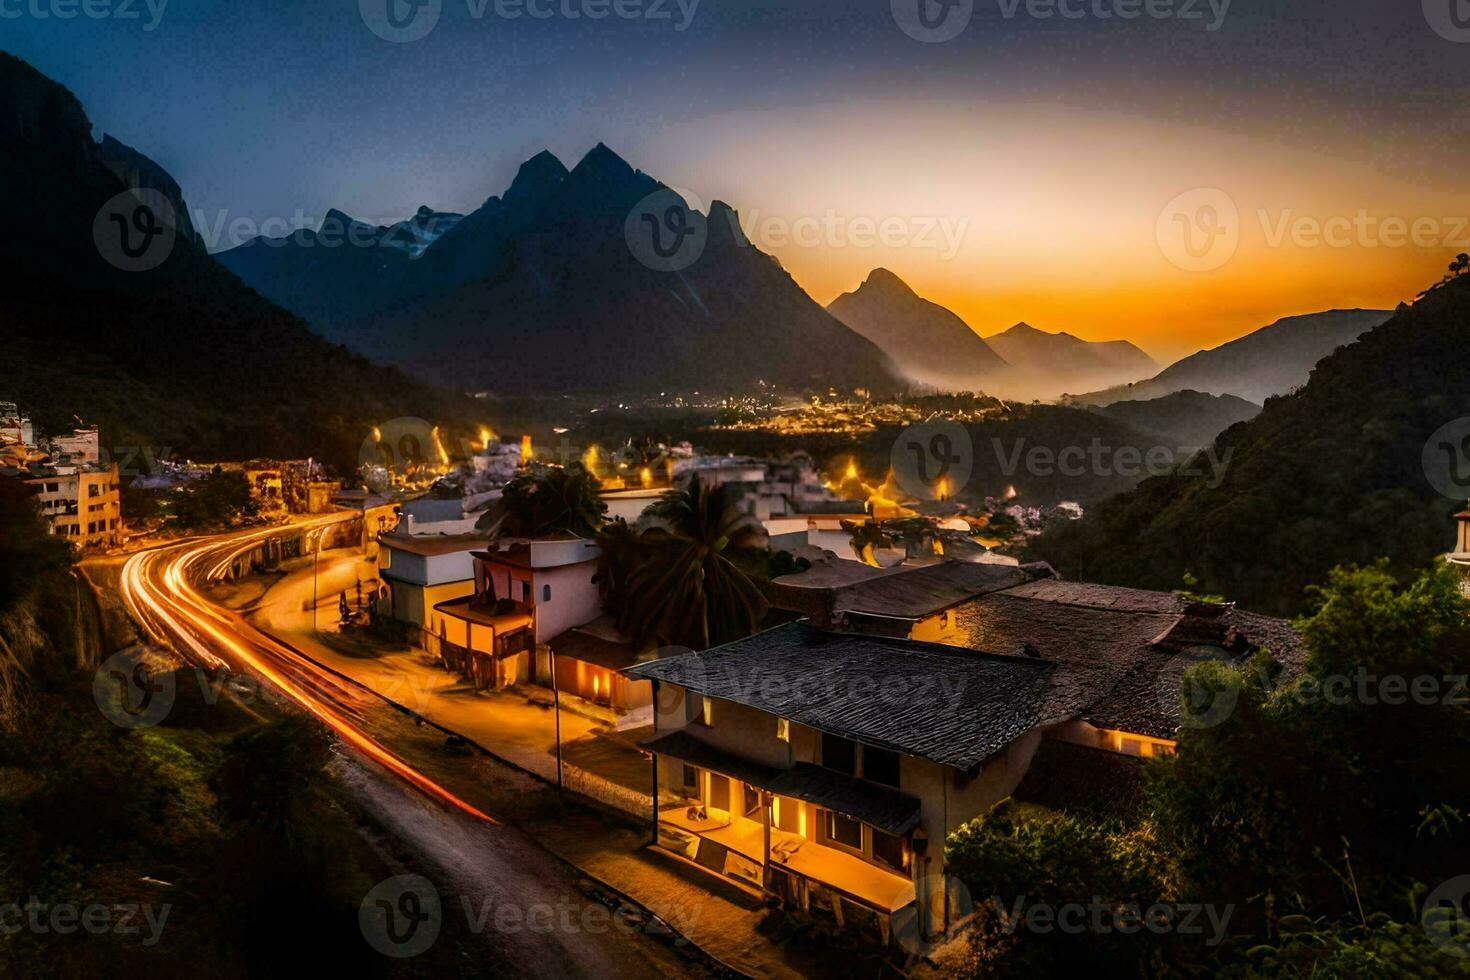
<box><xmin>475</xmin><ymin>463</ymin><xmax>606</xmax><ymax>540</ymax></box>
<box><xmin>611</xmin><ymin>479</ymin><xmax>769</xmax><ymax>650</ymax></box>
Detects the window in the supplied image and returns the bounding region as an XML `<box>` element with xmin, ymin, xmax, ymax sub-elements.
<box><xmin>88</xmin><ymin>484</ymin><xmax>99</xmax><ymax>498</ymax></box>
<box><xmin>776</xmin><ymin>717</ymin><xmax>790</xmax><ymax>742</ymax></box>
<box><xmin>708</xmin><ymin>774</ymin><xmax>731</xmax><ymax>811</ymax></box>
<box><xmin>743</xmin><ymin>783</ymin><xmax>763</xmax><ymax>818</ymax></box>
<box><xmin>542</xmin><ymin>584</ymin><xmax>551</xmax><ymax>602</ymax></box>
<box><xmin>681</xmin><ymin>765</ymin><xmax>698</xmax><ymax>791</ymax></box>
<box><xmin>872</xmin><ymin>829</ymin><xmax>907</xmax><ymax>873</ymax></box>
<box><xmin>521</xmin><ymin>581</ymin><xmax>530</xmax><ymax>601</ymax></box>
<box><xmin>821</xmin><ymin>732</ymin><xmax>856</xmax><ymax>775</ymax></box>
<box><xmin>824</xmin><ymin>810</ymin><xmax>863</xmax><ymax>850</ymax></box>
<box><xmin>863</xmin><ymin>746</ymin><xmax>901</xmax><ymax>788</ymax></box>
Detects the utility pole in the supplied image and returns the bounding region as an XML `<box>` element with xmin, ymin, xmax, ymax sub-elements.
<box><xmin>311</xmin><ymin>528</ymin><xmax>322</xmax><ymax>632</ymax></box>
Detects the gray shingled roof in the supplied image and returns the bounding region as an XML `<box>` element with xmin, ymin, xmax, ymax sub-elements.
<box><xmin>626</xmin><ymin>622</ymin><xmax>1054</xmax><ymax>771</ymax></box>
<box><xmin>952</xmin><ymin>580</ymin><xmax>1304</xmax><ymax>739</ymax></box>
<box><xmin>766</xmin><ymin>559</ymin><xmax>1034</xmax><ymax>624</ymax></box>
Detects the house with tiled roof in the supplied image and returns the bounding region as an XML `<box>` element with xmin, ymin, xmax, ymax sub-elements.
<box><xmin>624</xmin><ymin>565</ymin><xmax>1305</xmax><ymax>947</ymax></box>
<box><xmin>626</xmin><ymin>622</ymin><xmax>1057</xmax><ymax>945</ymax></box>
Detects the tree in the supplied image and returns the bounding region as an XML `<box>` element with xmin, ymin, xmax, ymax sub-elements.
<box><xmin>475</xmin><ymin>462</ymin><xmax>606</xmax><ymax>540</ymax></box>
<box><xmin>1148</xmin><ymin>561</ymin><xmax>1470</xmax><ymax>935</ymax></box>
<box><xmin>609</xmin><ymin>479</ymin><xmax>769</xmax><ymax>650</ymax></box>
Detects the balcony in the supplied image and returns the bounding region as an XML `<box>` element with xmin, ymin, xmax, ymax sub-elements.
<box><xmin>432</xmin><ymin>594</ymin><xmax>534</xmax><ymax>689</ymax></box>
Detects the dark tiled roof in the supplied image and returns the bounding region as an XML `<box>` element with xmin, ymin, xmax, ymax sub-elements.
<box><xmin>951</xmin><ymin>581</ymin><xmax>1304</xmax><ymax>740</ymax></box>
<box><xmin>549</xmin><ymin>617</ymin><xmax>649</xmax><ymax>672</ymax></box>
<box><xmin>643</xmin><ymin>730</ymin><xmax>923</xmax><ymax>834</ymax></box>
<box><xmin>643</xmin><ymin>729</ymin><xmax>782</xmax><ymax>790</ymax></box>
<box><xmin>1010</xmin><ymin>739</ymin><xmax>1145</xmax><ymax>817</ymax></box>
<box><xmin>766</xmin><ymin>558</ymin><xmax>1035</xmax><ymax>624</ymax></box>
<box><xmin>626</xmin><ymin>622</ymin><xmax>1054</xmax><ymax>770</ymax></box>
<box><xmin>379</xmin><ymin>533</ymin><xmax>489</xmax><ymax>556</ymax></box>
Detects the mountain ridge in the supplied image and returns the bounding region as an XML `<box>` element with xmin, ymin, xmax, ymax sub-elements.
<box><xmin>222</xmin><ymin>144</ymin><xmax>904</xmax><ymax>396</ymax></box>
<box><xmin>1071</xmin><ymin>308</ymin><xmax>1394</xmax><ymax>407</ymax></box>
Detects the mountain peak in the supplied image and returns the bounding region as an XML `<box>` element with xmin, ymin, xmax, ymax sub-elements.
<box><xmin>859</xmin><ymin>268</ymin><xmax>917</xmax><ymax>297</ymax></box>
<box><xmin>571</xmin><ymin>142</ymin><xmax>634</xmax><ymax>181</ymax></box>
<box><xmin>505</xmin><ymin>149</ymin><xmax>569</xmax><ymax>207</ymax></box>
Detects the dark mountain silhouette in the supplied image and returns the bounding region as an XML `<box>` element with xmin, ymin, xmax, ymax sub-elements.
<box><xmin>984</xmin><ymin>322</ymin><xmax>1158</xmax><ymax>399</ymax></box>
<box><xmin>0</xmin><ymin>53</ymin><xmax>468</xmax><ymax>473</ymax></box>
<box><xmin>1037</xmin><ymin>273</ymin><xmax>1469</xmax><ymax>615</ymax></box>
<box><xmin>221</xmin><ymin>144</ymin><xmax>903</xmax><ymax>396</ymax></box>
<box><xmin>1072</xmin><ymin>309</ymin><xmax>1393</xmax><ymax>407</ymax></box>
<box><xmin>826</xmin><ymin>268</ymin><xmax>1008</xmax><ymax>392</ymax></box>
<box><xmin>1090</xmin><ymin>390</ymin><xmax>1261</xmax><ymax>447</ymax></box>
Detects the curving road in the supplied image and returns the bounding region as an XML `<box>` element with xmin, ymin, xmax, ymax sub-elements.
<box><xmin>121</xmin><ymin>516</ymin><xmax>496</xmax><ymax>823</ymax></box>
<box><xmin>119</xmin><ymin>519</ymin><xmax>708</xmax><ymax>977</ymax></box>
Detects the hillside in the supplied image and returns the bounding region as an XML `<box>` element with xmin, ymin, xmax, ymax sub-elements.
<box><xmin>984</xmin><ymin>322</ymin><xmax>1157</xmax><ymax>399</ymax></box>
<box><xmin>826</xmin><ymin>268</ymin><xmax>1008</xmax><ymax>392</ymax></box>
<box><xmin>0</xmin><ymin>53</ymin><xmax>469</xmax><ymax>473</ymax></box>
<box><xmin>221</xmin><ymin>145</ymin><xmax>904</xmax><ymax>397</ymax></box>
<box><xmin>1036</xmin><ymin>273</ymin><xmax>1469</xmax><ymax>614</ymax></box>
<box><xmin>1073</xmin><ymin>308</ymin><xmax>1392</xmax><ymax>407</ymax></box>
<box><xmin>1091</xmin><ymin>389</ymin><xmax>1260</xmax><ymax>447</ymax></box>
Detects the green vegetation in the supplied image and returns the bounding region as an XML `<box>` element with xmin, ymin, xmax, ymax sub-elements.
<box><xmin>474</xmin><ymin>462</ymin><xmax>607</xmax><ymax>539</ymax></box>
<box><xmin>946</xmin><ymin>561</ymin><xmax>1470</xmax><ymax>976</ymax></box>
<box><xmin>598</xmin><ymin>481</ymin><xmax>771</xmax><ymax>650</ymax></box>
<box><xmin>0</xmin><ymin>486</ymin><xmax>415</xmax><ymax>977</ymax></box>
<box><xmin>1038</xmin><ymin>267</ymin><xmax>1470</xmax><ymax>616</ymax></box>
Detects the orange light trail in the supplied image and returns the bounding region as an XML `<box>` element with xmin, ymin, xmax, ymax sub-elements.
<box><xmin>121</xmin><ymin>519</ymin><xmax>496</xmax><ymax>825</ymax></box>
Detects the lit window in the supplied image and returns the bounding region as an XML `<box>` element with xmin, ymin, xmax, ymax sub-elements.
<box><xmin>776</xmin><ymin>718</ymin><xmax>790</xmax><ymax>742</ymax></box>
<box><xmin>701</xmin><ymin>697</ymin><xmax>713</xmax><ymax>727</ymax></box>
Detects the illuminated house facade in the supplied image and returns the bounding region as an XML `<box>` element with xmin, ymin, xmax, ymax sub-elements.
<box><xmin>627</xmin><ymin>624</ymin><xmax>1055</xmax><ymax>945</ymax></box>
<box><xmin>1449</xmin><ymin>505</ymin><xmax>1470</xmax><ymax>597</ymax></box>
<box><xmin>24</xmin><ymin>462</ymin><xmax>123</xmax><ymax>549</ymax></box>
<box><xmin>629</xmin><ymin>566</ymin><xmax>1305</xmax><ymax>947</ymax></box>
<box><xmin>431</xmin><ymin>538</ymin><xmax>619</xmax><ymax>698</ymax></box>
<box><xmin>374</xmin><ymin>533</ymin><xmax>486</xmax><ymax>647</ymax></box>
